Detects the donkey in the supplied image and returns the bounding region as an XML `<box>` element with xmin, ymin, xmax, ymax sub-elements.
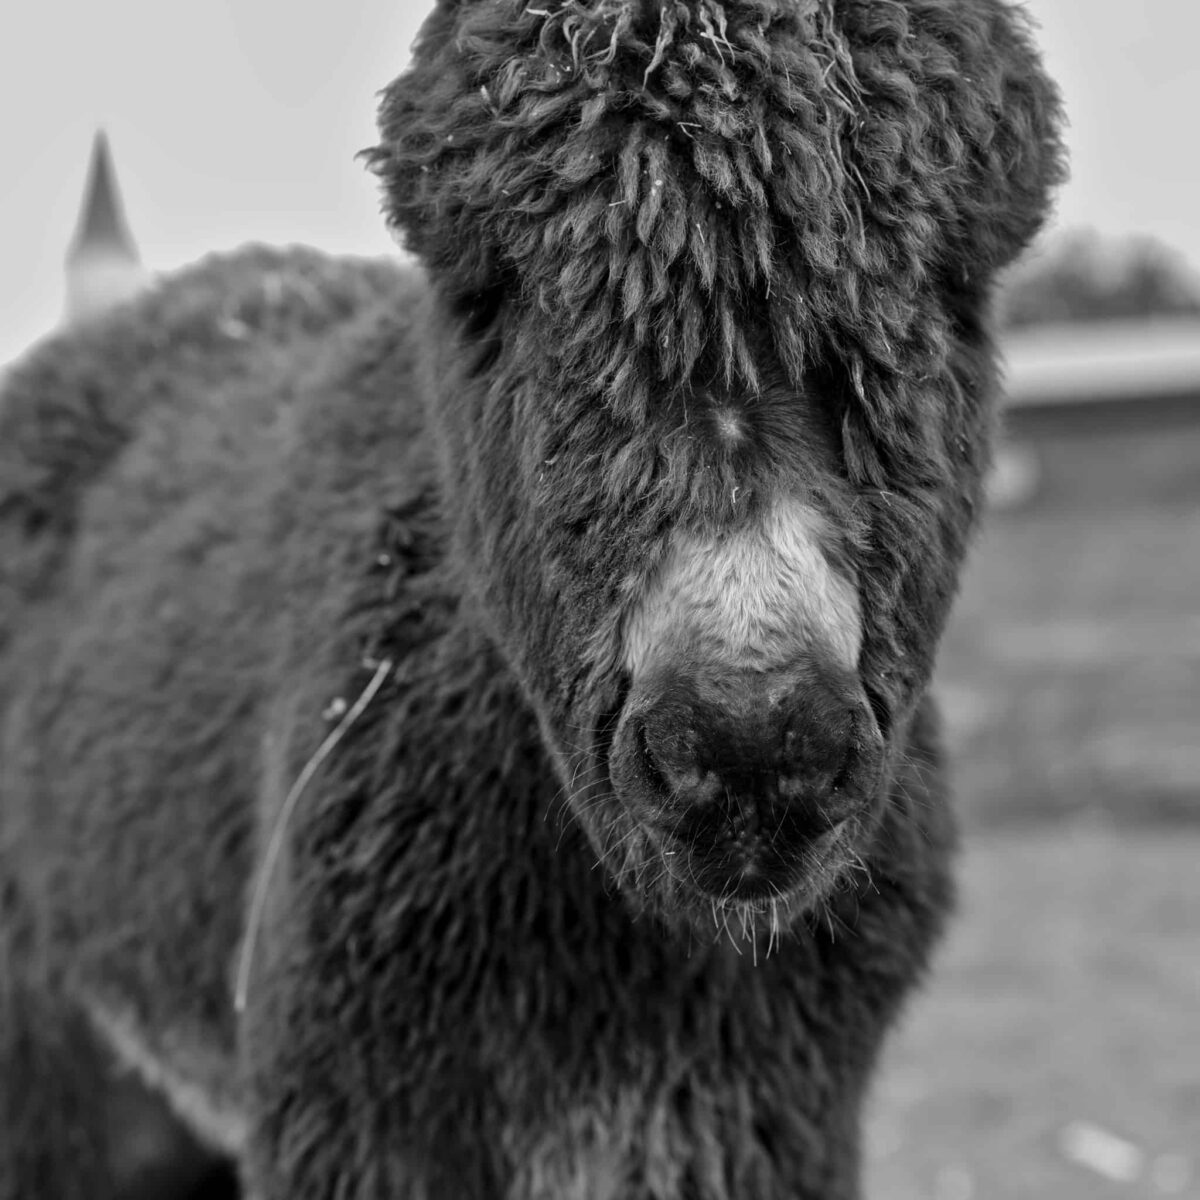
<box><xmin>0</xmin><ymin>1</ymin><xmax>1063</xmax><ymax>1196</ymax></box>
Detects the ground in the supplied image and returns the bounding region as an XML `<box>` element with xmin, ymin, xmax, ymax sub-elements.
<box><xmin>865</xmin><ymin>829</ymin><xmax>1199</xmax><ymax>1199</ymax></box>
<box><xmin>865</xmin><ymin>416</ymin><xmax>1199</xmax><ymax>1198</ymax></box>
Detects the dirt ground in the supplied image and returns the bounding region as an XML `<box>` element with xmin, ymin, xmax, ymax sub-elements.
<box><xmin>865</xmin><ymin>828</ymin><xmax>1199</xmax><ymax>1199</ymax></box>
<box><xmin>874</xmin><ymin>433</ymin><xmax>1200</xmax><ymax>1199</ymax></box>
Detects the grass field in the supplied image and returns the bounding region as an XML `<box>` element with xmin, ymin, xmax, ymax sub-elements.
<box><xmin>866</xmin><ymin>828</ymin><xmax>1199</xmax><ymax>1199</ymax></box>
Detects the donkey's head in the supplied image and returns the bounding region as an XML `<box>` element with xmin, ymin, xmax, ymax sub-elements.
<box><xmin>368</xmin><ymin>0</ymin><xmax>1063</xmax><ymax>935</ymax></box>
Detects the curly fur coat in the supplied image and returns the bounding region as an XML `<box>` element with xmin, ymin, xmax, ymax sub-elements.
<box><xmin>0</xmin><ymin>2</ymin><xmax>1063</xmax><ymax>1197</ymax></box>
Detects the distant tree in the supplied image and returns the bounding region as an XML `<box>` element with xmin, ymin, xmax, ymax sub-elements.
<box><xmin>998</xmin><ymin>229</ymin><xmax>1200</xmax><ymax>329</ymax></box>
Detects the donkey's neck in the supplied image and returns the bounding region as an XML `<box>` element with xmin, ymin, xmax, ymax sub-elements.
<box><xmin>268</xmin><ymin>493</ymin><xmax>952</xmax><ymax>1200</ymax></box>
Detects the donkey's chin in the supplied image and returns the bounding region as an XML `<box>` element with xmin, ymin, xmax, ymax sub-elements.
<box><xmin>638</xmin><ymin>811</ymin><xmax>868</xmax><ymax>937</ymax></box>
<box><xmin>668</xmin><ymin>820</ymin><xmax>854</xmax><ymax>904</ymax></box>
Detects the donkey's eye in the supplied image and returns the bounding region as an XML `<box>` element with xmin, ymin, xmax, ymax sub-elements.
<box><xmin>450</xmin><ymin>285</ymin><xmax>506</xmax><ymax>375</ymax></box>
<box><xmin>452</xmin><ymin>285</ymin><xmax>504</xmax><ymax>337</ymax></box>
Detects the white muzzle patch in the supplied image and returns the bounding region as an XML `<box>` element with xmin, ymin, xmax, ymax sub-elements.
<box><xmin>622</xmin><ymin>494</ymin><xmax>861</xmax><ymax>677</ymax></box>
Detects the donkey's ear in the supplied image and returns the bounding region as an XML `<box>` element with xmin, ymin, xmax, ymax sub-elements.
<box><xmin>938</xmin><ymin>0</ymin><xmax>1069</xmax><ymax>271</ymax></box>
<box><xmin>363</xmin><ymin>0</ymin><xmax>514</xmax><ymax>296</ymax></box>
<box><xmin>844</xmin><ymin>0</ymin><xmax>1067</xmax><ymax>277</ymax></box>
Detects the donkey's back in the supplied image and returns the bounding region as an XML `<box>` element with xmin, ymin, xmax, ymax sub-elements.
<box><xmin>0</xmin><ymin>243</ymin><xmax>425</xmax><ymax>1186</ymax></box>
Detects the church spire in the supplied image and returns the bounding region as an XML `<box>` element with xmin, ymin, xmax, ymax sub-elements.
<box><xmin>68</xmin><ymin>131</ymin><xmax>141</xmax><ymax>262</ymax></box>
<box><xmin>63</xmin><ymin>131</ymin><xmax>148</xmax><ymax>323</ymax></box>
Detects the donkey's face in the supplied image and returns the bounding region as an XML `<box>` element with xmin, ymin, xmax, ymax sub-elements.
<box><xmin>370</xmin><ymin>0</ymin><xmax>1064</xmax><ymax>935</ymax></box>
<box><xmin>427</xmin><ymin>317</ymin><xmax>886</xmax><ymax>929</ymax></box>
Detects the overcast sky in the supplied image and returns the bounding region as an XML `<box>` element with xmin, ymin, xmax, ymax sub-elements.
<box><xmin>2</xmin><ymin>0</ymin><xmax>1197</xmax><ymax>364</ymax></box>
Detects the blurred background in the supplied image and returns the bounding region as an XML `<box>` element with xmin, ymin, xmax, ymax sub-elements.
<box><xmin>1</xmin><ymin>2</ymin><xmax>1197</xmax><ymax>1198</ymax></box>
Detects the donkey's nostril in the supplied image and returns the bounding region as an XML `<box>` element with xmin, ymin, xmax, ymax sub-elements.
<box><xmin>636</xmin><ymin>719</ymin><xmax>670</xmax><ymax>794</ymax></box>
<box><xmin>781</xmin><ymin>704</ymin><xmax>858</xmax><ymax>786</ymax></box>
<box><xmin>637</xmin><ymin>714</ymin><xmax>719</xmax><ymax>803</ymax></box>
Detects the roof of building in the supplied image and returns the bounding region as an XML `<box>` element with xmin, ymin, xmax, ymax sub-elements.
<box><xmin>1003</xmin><ymin>317</ymin><xmax>1200</xmax><ymax>407</ymax></box>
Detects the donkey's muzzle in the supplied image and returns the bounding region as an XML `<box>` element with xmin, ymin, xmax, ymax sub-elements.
<box><xmin>609</xmin><ymin>659</ymin><xmax>884</xmax><ymax>895</ymax></box>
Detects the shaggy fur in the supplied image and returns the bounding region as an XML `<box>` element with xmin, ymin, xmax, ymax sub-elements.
<box><xmin>0</xmin><ymin>2</ymin><xmax>1063</xmax><ymax>1197</ymax></box>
